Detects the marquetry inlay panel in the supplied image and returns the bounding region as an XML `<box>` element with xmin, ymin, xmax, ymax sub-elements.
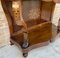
<box><xmin>22</xmin><ymin>0</ymin><xmax>41</xmax><ymax>20</ymax></box>
<box><xmin>12</xmin><ymin>1</ymin><xmax>21</xmax><ymax>25</ymax></box>
<box><xmin>28</xmin><ymin>8</ymin><xmax>40</xmax><ymax>19</ymax></box>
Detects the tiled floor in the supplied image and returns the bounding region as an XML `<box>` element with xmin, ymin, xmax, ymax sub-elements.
<box><xmin>0</xmin><ymin>33</ymin><xmax>60</xmax><ymax>58</ymax></box>
<box><xmin>0</xmin><ymin>45</ymin><xmax>24</xmax><ymax>58</ymax></box>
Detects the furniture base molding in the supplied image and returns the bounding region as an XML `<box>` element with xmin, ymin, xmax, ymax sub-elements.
<box><xmin>22</xmin><ymin>41</ymin><xmax>50</xmax><ymax>52</ymax></box>
<box><xmin>11</xmin><ymin>39</ymin><xmax>50</xmax><ymax>57</ymax></box>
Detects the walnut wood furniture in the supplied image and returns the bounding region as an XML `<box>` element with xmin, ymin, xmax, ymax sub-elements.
<box><xmin>1</xmin><ymin>0</ymin><xmax>57</xmax><ymax>57</ymax></box>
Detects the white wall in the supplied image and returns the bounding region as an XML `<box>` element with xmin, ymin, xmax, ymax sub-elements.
<box><xmin>0</xmin><ymin>1</ymin><xmax>10</xmax><ymax>47</ymax></box>
<box><xmin>52</xmin><ymin>3</ymin><xmax>60</xmax><ymax>26</ymax></box>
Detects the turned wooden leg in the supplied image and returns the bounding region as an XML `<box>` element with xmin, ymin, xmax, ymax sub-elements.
<box><xmin>50</xmin><ymin>38</ymin><xmax>55</xmax><ymax>42</ymax></box>
<box><xmin>22</xmin><ymin>40</ymin><xmax>29</xmax><ymax>57</ymax></box>
<box><xmin>50</xmin><ymin>39</ymin><xmax>52</xmax><ymax>42</ymax></box>
<box><xmin>23</xmin><ymin>53</ymin><xmax>28</xmax><ymax>57</ymax></box>
<box><xmin>22</xmin><ymin>31</ymin><xmax>29</xmax><ymax>57</ymax></box>
<box><xmin>23</xmin><ymin>50</ymin><xmax>28</xmax><ymax>57</ymax></box>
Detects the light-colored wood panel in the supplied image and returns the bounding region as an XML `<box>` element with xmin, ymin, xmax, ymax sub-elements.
<box><xmin>41</xmin><ymin>1</ymin><xmax>55</xmax><ymax>21</ymax></box>
<box><xmin>53</xmin><ymin>0</ymin><xmax>60</xmax><ymax>3</ymax></box>
<box><xmin>42</xmin><ymin>0</ymin><xmax>52</xmax><ymax>2</ymax></box>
